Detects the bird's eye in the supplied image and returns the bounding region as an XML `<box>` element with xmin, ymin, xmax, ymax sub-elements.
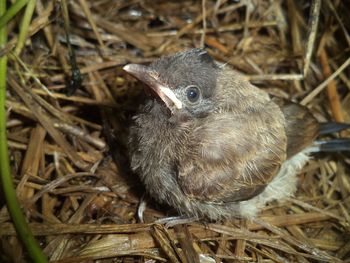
<box><xmin>186</xmin><ymin>85</ymin><xmax>200</xmax><ymax>103</ymax></box>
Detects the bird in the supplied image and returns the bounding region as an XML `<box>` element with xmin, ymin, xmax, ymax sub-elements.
<box><xmin>123</xmin><ymin>48</ymin><xmax>350</xmax><ymax>221</ymax></box>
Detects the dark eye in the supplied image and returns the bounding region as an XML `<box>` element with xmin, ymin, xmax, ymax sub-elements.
<box><xmin>186</xmin><ymin>85</ymin><xmax>200</xmax><ymax>103</ymax></box>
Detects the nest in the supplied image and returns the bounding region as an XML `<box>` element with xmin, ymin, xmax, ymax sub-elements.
<box><xmin>1</xmin><ymin>0</ymin><xmax>349</xmax><ymax>262</ymax></box>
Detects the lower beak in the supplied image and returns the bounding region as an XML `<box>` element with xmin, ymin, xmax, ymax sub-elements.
<box><xmin>123</xmin><ymin>64</ymin><xmax>182</xmax><ymax>113</ymax></box>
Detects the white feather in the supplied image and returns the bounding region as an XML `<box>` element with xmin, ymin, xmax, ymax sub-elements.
<box><xmin>238</xmin><ymin>151</ymin><xmax>310</xmax><ymax>218</ymax></box>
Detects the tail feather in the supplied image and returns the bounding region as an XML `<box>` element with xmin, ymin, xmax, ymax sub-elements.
<box><xmin>312</xmin><ymin>139</ymin><xmax>350</xmax><ymax>152</ymax></box>
<box><xmin>318</xmin><ymin>122</ymin><xmax>350</xmax><ymax>135</ymax></box>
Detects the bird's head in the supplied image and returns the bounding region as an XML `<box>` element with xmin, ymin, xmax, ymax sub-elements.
<box><xmin>123</xmin><ymin>49</ymin><xmax>220</xmax><ymax>122</ymax></box>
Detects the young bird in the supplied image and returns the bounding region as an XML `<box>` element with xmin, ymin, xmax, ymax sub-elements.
<box><xmin>123</xmin><ymin>49</ymin><xmax>349</xmax><ymax>220</ymax></box>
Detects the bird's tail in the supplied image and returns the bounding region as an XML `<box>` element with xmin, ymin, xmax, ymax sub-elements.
<box><xmin>318</xmin><ymin>122</ymin><xmax>350</xmax><ymax>135</ymax></box>
<box><xmin>313</xmin><ymin>139</ymin><xmax>350</xmax><ymax>152</ymax></box>
<box><xmin>308</xmin><ymin>122</ymin><xmax>350</xmax><ymax>152</ymax></box>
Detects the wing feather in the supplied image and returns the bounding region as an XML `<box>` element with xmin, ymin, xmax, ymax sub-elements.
<box><xmin>177</xmin><ymin>101</ymin><xmax>287</xmax><ymax>203</ymax></box>
<box><xmin>273</xmin><ymin>98</ymin><xmax>319</xmax><ymax>158</ymax></box>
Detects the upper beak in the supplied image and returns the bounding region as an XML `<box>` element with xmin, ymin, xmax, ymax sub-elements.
<box><xmin>123</xmin><ymin>64</ymin><xmax>182</xmax><ymax>113</ymax></box>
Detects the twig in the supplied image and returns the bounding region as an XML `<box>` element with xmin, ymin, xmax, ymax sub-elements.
<box><xmin>319</xmin><ymin>48</ymin><xmax>344</xmax><ymax>123</ymax></box>
<box><xmin>300</xmin><ymin>56</ymin><xmax>350</xmax><ymax>105</ymax></box>
<box><xmin>200</xmin><ymin>0</ymin><xmax>207</xmax><ymax>48</ymax></box>
<box><xmin>303</xmin><ymin>0</ymin><xmax>321</xmax><ymax>76</ymax></box>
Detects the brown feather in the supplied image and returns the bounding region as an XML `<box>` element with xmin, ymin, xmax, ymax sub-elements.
<box><xmin>273</xmin><ymin>98</ymin><xmax>319</xmax><ymax>158</ymax></box>
<box><xmin>126</xmin><ymin>49</ymin><xmax>321</xmax><ymax>220</ymax></box>
<box><xmin>178</xmin><ymin>70</ymin><xmax>287</xmax><ymax>203</ymax></box>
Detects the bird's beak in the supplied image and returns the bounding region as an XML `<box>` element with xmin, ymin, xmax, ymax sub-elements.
<box><xmin>123</xmin><ymin>64</ymin><xmax>182</xmax><ymax>113</ymax></box>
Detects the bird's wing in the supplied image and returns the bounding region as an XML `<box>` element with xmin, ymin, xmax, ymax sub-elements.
<box><xmin>273</xmin><ymin>98</ymin><xmax>319</xmax><ymax>158</ymax></box>
<box><xmin>177</xmin><ymin>102</ymin><xmax>287</xmax><ymax>203</ymax></box>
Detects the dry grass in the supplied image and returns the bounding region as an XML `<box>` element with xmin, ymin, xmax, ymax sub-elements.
<box><xmin>1</xmin><ymin>0</ymin><xmax>350</xmax><ymax>262</ymax></box>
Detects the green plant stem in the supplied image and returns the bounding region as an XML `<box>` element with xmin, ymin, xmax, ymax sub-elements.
<box><xmin>0</xmin><ymin>0</ymin><xmax>30</xmax><ymax>29</ymax></box>
<box><xmin>0</xmin><ymin>0</ymin><xmax>48</xmax><ymax>262</ymax></box>
<box><xmin>15</xmin><ymin>0</ymin><xmax>36</xmax><ymax>55</ymax></box>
